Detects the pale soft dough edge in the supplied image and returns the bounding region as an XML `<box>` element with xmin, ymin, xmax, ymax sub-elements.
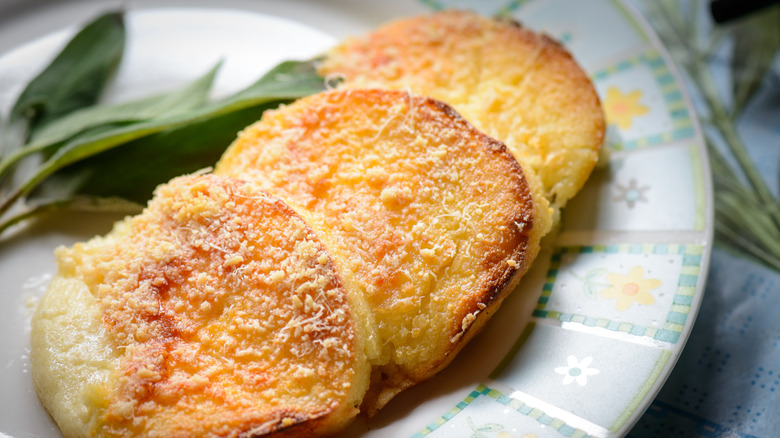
<box><xmin>31</xmin><ymin>275</ymin><xmax>121</xmax><ymax>438</ymax></box>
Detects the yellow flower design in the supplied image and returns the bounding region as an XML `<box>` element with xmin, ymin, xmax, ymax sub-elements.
<box><xmin>600</xmin><ymin>266</ymin><xmax>660</xmax><ymax>311</ymax></box>
<box><xmin>603</xmin><ymin>86</ymin><xmax>650</xmax><ymax>129</ymax></box>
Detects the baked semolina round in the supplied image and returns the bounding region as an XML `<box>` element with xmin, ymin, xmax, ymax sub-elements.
<box><xmin>31</xmin><ymin>174</ymin><xmax>371</xmax><ymax>437</ymax></box>
<box><xmin>319</xmin><ymin>10</ymin><xmax>606</xmax><ymax>217</ymax></box>
<box><xmin>216</xmin><ymin>89</ymin><xmax>549</xmax><ymax>412</ymax></box>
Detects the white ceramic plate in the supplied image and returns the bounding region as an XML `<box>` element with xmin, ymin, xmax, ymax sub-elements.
<box><xmin>0</xmin><ymin>1</ymin><xmax>712</xmax><ymax>437</ymax></box>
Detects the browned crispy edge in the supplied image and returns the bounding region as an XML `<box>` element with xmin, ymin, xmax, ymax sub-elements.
<box><xmin>358</xmin><ymin>95</ymin><xmax>540</xmax><ymax>415</ymax></box>
<box><xmin>320</xmin><ymin>10</ymin><xmax>605</xmax><ymax>213</ymax></box>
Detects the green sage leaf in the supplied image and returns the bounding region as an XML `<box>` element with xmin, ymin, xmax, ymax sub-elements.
<box><xmin>27</xmin><ymin>103</ymin><xmax>275</xmax><ymax>207</ymax></box>
<box><xmin>0</xmin><ymin>59</ymin><xmax>325</xmax><ymax>218</ymax></box>
<box><xmin>2</xmin><ymin>11</ymin><xmax>125</xmax><ymax>154</ymax></box>
<box><xmin>29</xmin><ymin>61</ymin><xmax>222</xmax><ymax>148</ymax></box>
<box><xmin>34</xmin><ymin>59</ymin><xmax>323</xmax><ymax>184</ymax></box>
<box><xmin>0</xmin><ymin>62</ymin><xmax>222</xmax><ymax>181</ymax></box>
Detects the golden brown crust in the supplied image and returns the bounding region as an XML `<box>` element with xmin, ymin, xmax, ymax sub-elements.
<box><xmin>32</xmin><ymin>174</ymin><xmax>370</xmax><ymax>437</ymax></box>
<box><xmin>319</xmin><ymin>10</ymin><xmax>606</xmax><ymax>216</ymax></box>
<box><xmin>32</xmin><ymin>11</ymin><xmax>606</xmax><ymax>434</ymax></box>
<box><xmin>215</xmin><ymin>89</ymin><xmax>548</xmax><ymax>412</ymax></box>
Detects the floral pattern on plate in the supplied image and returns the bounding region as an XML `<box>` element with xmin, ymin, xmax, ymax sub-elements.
<box><xmin>562</xmin><ymin>144</ymin><xmax>707</xmax><ymax>232</ymax></box>
<box><xmin>533</xmin><ymin>244</ymin><xmax>704</xmax><ymax>343</ymax></box>
<box><xmin>593</xmin><ymin>50</ymin><xmax>696</xmax><ymax>150</ymax></box>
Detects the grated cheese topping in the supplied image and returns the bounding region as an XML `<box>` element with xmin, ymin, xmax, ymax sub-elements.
<box><xmin>215</xmin><ymin>89</ymin><xmax>545</xmax><ymax>398</ymax></box>
<box><xmin>55</xmin><ymin>174</ymin><xmax>367</xmax><ymax>437</ymax></box>
<box><xmin>319</xmin><ymin>10</ymin><xmax>605</xmax><ymax>218</ymax></box>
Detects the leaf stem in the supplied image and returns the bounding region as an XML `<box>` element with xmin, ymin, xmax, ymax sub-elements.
<box><xmin>0</xmin><ymin>184</ymin><xmax>24</xmax><ymax>220</ymax></box>
<box><xmin>0</xmin><ymin>202</ymin><xmax>63</xmax><ymax>236</ymax></box>
<box><xmin>0</xmin><ymin>142</ymin><xmax>49</xmax><ymax>182</ymax></box>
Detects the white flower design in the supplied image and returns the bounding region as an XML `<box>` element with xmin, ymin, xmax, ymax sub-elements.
<box><xmin>613</xmin><ymin>178</ymin><xmax>650</xmax><ymax>208</ymax></box>
<box><xmin>554</xmin><ymin>355</ymin><xmax>600</xmax><ymax>386</ymax></box>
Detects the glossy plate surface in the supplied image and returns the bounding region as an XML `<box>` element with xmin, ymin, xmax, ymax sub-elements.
<box><xmin>0</xmin><ymin>1</ymin><xmax>712</xmax><ymax>437</ymax></box>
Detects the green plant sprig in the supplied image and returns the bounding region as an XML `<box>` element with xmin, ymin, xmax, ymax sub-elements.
<box><xmin>0</xmin><ymin>11</ymin><xmax>328</xmax><ymax>236</ymax></box>
<box><xmin>1</xmin><ymin>11</ymin><xmax>126</xmax><ymax>160</ymax></box>
<box><xmin>642</xmin><ymin>0</ymin><xmax>780</xmax><ymax>271</ymax></box>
